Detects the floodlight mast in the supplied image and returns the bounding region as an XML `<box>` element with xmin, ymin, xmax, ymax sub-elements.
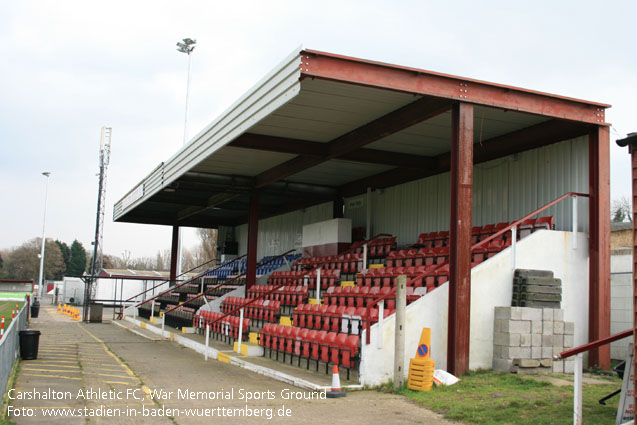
<box><xmin>84</xmin><ymin>126</ymin><xmax>112</xmax><ymax>322</ymax></box>
<box><xmin>175</xmin><ymin>37</ymin><xmax>196</xmax><ymax>277</ymax></box>
<box><xmin>37</xmin><ymin>172</ymin><xmax>51</xmax><ymax>300</ymax></box>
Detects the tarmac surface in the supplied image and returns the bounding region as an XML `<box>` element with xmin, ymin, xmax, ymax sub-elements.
<box><xmin>6</xmin><ymin>305</ymin><xmax>455</xmax><ymax>424</ymax></box>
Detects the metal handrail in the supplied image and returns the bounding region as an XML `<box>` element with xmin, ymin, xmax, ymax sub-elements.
<box><xmin>122</xmin><ymin>254</ymin><xmax>247</xmax><ymax>311</ymax></box>
<box><xmin>197</xmin><ymin>281</ymin><xmax>294</xmax><ymax>330</ymax></box>
<box><xmin>163</xmin><ymin>249</ymin><xmax>297</xmax><ymax>315</ymax></box>
<box><xmin>556</xmin><ymin>329</ymin><xmax>632</xmax><ymax>360</ymax></box>
<box><xmin>363</xmin><ymin>191</ymin><xmax>590</xmax><ymax>344</ymax></box>
<box><xmin>472</xmin><ymin>191</ymin><xmax>589</xmax><ymax>251</ymax></box>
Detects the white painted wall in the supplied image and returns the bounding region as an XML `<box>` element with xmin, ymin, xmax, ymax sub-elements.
<box><xmin>610</xmin><ymin>250</ymin><xmax>632</xmax><ymax>360</ymax></box>
<box><xmin>237</xmin><ymin>201</ymin><xmax>333</xmax><ymax>258</ymax></box>
<box><xmin>94</xmin><ymin>278</ymin><xmax>170</xmax><ymax>305</ymax></box>
<box><xmin>359</xmin><ymin>230</ymin><xmax>590</xmax><ymax>386</ymax></box>
<box><xmin>302</xmin><ymin>218</ymin><xmax>352</xmax><ymax>248</ymax></box>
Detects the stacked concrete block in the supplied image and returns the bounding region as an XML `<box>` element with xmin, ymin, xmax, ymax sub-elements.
<box><xmin>493</xmin><ymin>306</ymin><xmax>575</xmax><ymax>374</ymax></box>
<box><xmin>512</xmin><ymin>269</ymin><xmax>562</xmax><ymax>308</ymax></box>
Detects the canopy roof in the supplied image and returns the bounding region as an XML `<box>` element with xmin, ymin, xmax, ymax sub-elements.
<box><xmin>114</xmin><ymin>48</ymin><xmax>610</xmax><ymax>229</ymax></box>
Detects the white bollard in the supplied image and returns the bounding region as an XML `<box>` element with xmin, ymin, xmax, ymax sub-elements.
<box><xmin>205</xmin><ymin>324</ymin><xmax>210</xmax><ymax>361</ymax></box>
<box><xmin>237</xmin><ymin>308</ymin><xmax>244</xmax><ymax>354</ymax></box>
<box><xmin>377</xmin><ymin>300</ymin><xmax>384</xmax><ymax>349</ymax></box>
<box><xmin>574</xmin><ymin>353</ymin><xmax>583</xmax><ymax>425</ymax></box>
<box><xmin>161</xmin><ymin>315</ymin><xmax>165</xmax><ymax>336</ymax></box>
<box><xmin>511</xmin><ymin>227</ymin><xmax>517</xmax><ymax>270</ymax></box>
<box><xmin>363</xmin><ymin>244</ymin><xmax>368</xmax><ymax>270</ymax></box>
<box><xmin>316</xmin><ymin>268</ymin><xmax>321</xmax><ymax>302</ymax></box>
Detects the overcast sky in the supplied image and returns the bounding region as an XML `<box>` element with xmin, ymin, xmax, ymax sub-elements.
<box><xmin>1</xmin><ymin>1</ymin><xmax>635</xmax><ymax>260</ymax></box>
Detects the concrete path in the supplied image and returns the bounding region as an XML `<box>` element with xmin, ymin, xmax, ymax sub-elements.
<box><xmin>7</xmin><ymin>306</ymin><xmax>455</xmax><ymax>424</ymax></box>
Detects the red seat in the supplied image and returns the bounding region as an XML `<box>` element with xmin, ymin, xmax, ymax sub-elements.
<box><xmin>519</xmin><ymin>218</ymin><xmax>537</xmax><ymax>238</ymax></box>
<box><xmin>304</xmin><ymin>330</ymin><xmax>317</xmax><ymax>357</ymax></box>
<box><xmin>286</xmin><ymin>327</ymin><xmax>300</xmax><ymax>353</ymax></box>
<box><xmin>332</xmin><ymin>306</ymin><xmax>346</xmax><ymax>332</ymax></box>
<box><xmin>312</xmin><ymin>331</ymin><xmax>327</xmax><ymax>359</ymax></box>
<box><xmin>319</xmin><ymin>331</ymin><xmax>333</xmax><ymax>362</ymax></box>
<box><xmin>296</xmin><ymin>328</ymin><xmax>309</xmax><ymax>355</ymax></box>
<box><xmin>535</xmin><ymin>216</ymin><xmax>554</xmax><ymax>231</ymax></box>
<box><xmin>356</xmin><ymin>286</ymin><xmax>369</xmax><ymax>308</ymax></box>
<box><xmin>340</xmin><ymin>335</ymin><xmax>359</xmax><ymax>368</ymax></box>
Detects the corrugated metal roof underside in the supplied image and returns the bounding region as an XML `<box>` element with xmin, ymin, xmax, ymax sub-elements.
<box><xmin>114</xmin><ymin>52</ymin><xmax>587</xmax><ymax>229</ymax></box>
<box><xmin>190</xmin><ymin>147</ymin><xmax>296</xmax><ymax>176</ymax></box>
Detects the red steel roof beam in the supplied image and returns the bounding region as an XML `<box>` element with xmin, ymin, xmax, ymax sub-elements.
<box><xmin>301</xmin><ymin>49</ymin><xmax>609</xmax><ymax>125</ymax></box>
<box><xmin>254</xmin><ymin>96</ymin><xmax>450</xmax><ymax>188</ymax></box>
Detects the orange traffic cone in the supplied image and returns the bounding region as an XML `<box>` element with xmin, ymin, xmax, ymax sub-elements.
<box><xmin>326</xmin><ymin>365</ymin><xmax>346</xmax><ymax>398</ymax></box>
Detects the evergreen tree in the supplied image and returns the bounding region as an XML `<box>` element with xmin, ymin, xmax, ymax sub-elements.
<box><xmin>55</xmin><ymin>240</ymin><xmax>70</xmax><ymax>275</ymax></box>
<box><xmin>67</xmin><ymin>240</ymin><xmax>87</xmax><ymax>277</ymax></box>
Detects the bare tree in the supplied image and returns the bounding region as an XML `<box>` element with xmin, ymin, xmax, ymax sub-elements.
<box><xmin>197</xmin><ymin>228</ymin><xmax>217</xmax><ymax>265</ymax></box>
<box><xmin>611</xmin><ymin>195</ymin><xmax>632</xmax><ymax>223</ymax></box>
<box><xmin>2</xmin><ymin>238</ymin><xmax>65</xmax><ymax>281</ymax></box>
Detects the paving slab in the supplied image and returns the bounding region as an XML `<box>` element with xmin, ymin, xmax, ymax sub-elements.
<box><xmin>7</xmin><ymin>306</ymin><xmax>455</xmax><ymax>425</ymax></box>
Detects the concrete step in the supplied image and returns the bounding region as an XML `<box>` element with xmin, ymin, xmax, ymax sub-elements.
<box><xmin>514</xmin><ymin>269</ymin><xmax>554</xmax><ymax>279</ymax></box>
<box><xmin>513</xmin><ymin>284</ymin><xmax>562</xmax><ymax>294</ymax></box>
<box><xmin>513</xmin><ymin>277</ymin><xmax>562</xmax><ymax>286</ymax></box>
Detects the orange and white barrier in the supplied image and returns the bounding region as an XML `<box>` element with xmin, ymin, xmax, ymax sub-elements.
<box><xmin>1</xmin><ymin>316</ymin><xmax>4</xmax><ymax>339</ymax></box>
<box><xmin>326</xmin><ymin>365</ymin><xmax>346</xmax><ymax>398</ymax></box>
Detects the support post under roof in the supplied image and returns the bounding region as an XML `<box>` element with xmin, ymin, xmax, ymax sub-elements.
<box><xmin>588</xmin><ymin>126</ymin><xmax>611</xmax><ymax>369</ymax></box>
<box><xmin>169</xmin><ymin>225</ymin><xmax>179</xmax><ymax>284</ymax></box>
<box><xmin>246</xmin><ymin>194</ymin><xmax>259</xmax><ymax>290</ymax></box>
<box><xmin>448</xmin><ymin>102</ymin><xmax>474</xmax><ymax>376</ymax></box>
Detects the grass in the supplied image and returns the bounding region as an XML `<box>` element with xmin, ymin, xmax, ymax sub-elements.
<box><xmin>0</xmin><ymin>302</ymin><xmax>24</xmax><ymax>330</ymax></box>
<box><xmin>390</xmin><ymin>370</ymin><xmax>621</xmax><ymax>425</ymax></box>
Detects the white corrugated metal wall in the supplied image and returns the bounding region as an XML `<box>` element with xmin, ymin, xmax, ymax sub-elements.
<box><xmin>237</xmin><ymin>202</ymin><xmax>333</xmax><ymax>258</ymax></box>
<box><xmin>344</xmin><ymin>137</ymin><xmax>589</xmax><ymax>248</ymax></box>
<box><xmin>236</xmin><ymin>137</ymin><xmax>589</xmax><ymax>256</ymax></box>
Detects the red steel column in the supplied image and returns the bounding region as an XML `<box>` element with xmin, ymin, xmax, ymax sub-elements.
<box><xmin>447</xmin><ymin>102</ymin><xmax>474</xmax><ymax>376</ymax></box>
<box><xmin>246</xmin><ymin>194</ymin><xmax>259</xmax><ymax>290</ymax></box>
<box><xmin>614</xmin><ymin>133</ymin><xmax>637</xmax><ymax>411</ymax></box>
<box><xmin>169</xmin><ymin>225</ymin><xmax>179</xmax><ymax>284</ymax></box>
<box><xmin>588</xmin><ymin>125</ymin><xmax>611</xmax><ymax>369</ymax></box>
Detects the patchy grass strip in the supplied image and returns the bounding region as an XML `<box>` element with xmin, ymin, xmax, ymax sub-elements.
<box><xmin>391</xmin><ymin>370</ymin><xmax>621</xmax><ymax>425</ymax></box>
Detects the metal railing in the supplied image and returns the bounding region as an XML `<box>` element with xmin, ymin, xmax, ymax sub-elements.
<box><xmin>555</xmin><ymin>329</ymin><xmax>632</xmax><ymax>425</ymax></box>
<box><xmin>363</xmin><ymin>191</ymin><xmax>590</xmax><ymax>344</ymax></box>
<box><xmin>118</xmin><ymin>254</ymin><xmax>246</xmax><ymax>317</ymax></box>
<box><xmin>162</xmin><ymin>249</ymin><xmax>297</xmax><ymax>315</ymax></box>
<box><xmin>0</xmin><ymin>301</ymin><xmax>28</xmax><ymax>398</ymax></box>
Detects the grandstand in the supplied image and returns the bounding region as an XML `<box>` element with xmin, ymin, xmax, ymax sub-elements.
<box><xmin>113</xmin><ymin>48</ymin><xmax>611</xmax><ymax>385</ymax></box>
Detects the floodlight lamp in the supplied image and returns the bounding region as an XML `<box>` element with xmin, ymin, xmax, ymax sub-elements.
<box><xmin>182</xmin><ymin>38</ymin><xmax>196</xmax><ymax>46</ymax></box>
<box><xmin>42</xmin><ymin>171</ymin><xmax>51</xmax><ymax>177</ymax></box>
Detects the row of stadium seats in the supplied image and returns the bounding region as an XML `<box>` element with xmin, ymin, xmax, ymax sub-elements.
<box><xmin>238</xmin><ymin>253</ymin><xmax>303</xmax><ymax>275</ymax></box>
<box><xmin>246</xmin><ymin>285</ymin><xmax>308</xmax><ymax>307</ymax></box>
<box><xmin>164</xmin><ymin>305</ymin><xmax>195</xmax><ymax>329</ymax></box>
<box><xmin>293</xmin><ymin>253</ymin><xmax>364</xmax><ymax>273</ymax></box>
<box><xmin>349</xmin><ymin>236</ymin><xmax>396</xmax><ymax>257</ymax></box>
<box><xmin>386</xmin><ymin>239</ymin><xmax>510</xmax><ymax>268</ymax></box>
<box><xmin>260</xmin><ymin>324</ymin><xmax>360</xmax><ymax>369</ymax></box>
<box><xmin>355</xmin><ymin>264</ymin><xmax>450</xmax><ymax>288</ymax></box>
<box><xmin>292</xmin><ymin>304</ymin><xmax>395</xmax><ymax>335</ymax></box>
<box><xmin>323</xmin><ymin>286</ymin><xmax>422</xmax><ymax>308</ymax></box>
<box><xmin>413</xmin><ymin>216</ymin><xmax>554</xmax><ymax>248</ymax></box>
<box><xmin>386</xmin><ymin>247</ymin><xmax>449</xmax><ymax>267</ymax></box>
<box><xmin>268</xmin><ymin>270</ymin><xmax>341</xmax><ymax>289</ymax></box>
<box><xmin>185</xmin><ymin>293</ymin><xmax>217</xmax><ymax>308</ymax></box>
<box><xmin>193</xmin><ymin>310</ymin><xmax>250</xmax><ymax>342</ymax></box>
<box><xmin>221</xmin><ymin>297</ymin><xmax>281</xmax><ymax>325</ymax></box>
